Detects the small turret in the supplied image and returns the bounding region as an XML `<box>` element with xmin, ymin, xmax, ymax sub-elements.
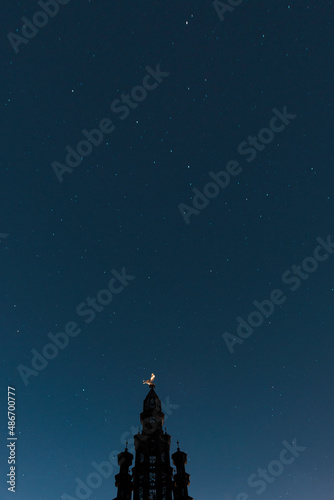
<box><xmin>172</xmin><ymin>442</ymin><xmax>193</xmax><ymax>500</ymax></box>
<box><xmin>113</xmin><ymin>444</ymin><xmax>133</xmax><ymax>500</ymax></box>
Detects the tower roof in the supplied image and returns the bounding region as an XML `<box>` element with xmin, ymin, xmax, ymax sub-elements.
<box><xmin>143</xmin><ymin>386</ymin><xmax>162</xmax><ymax>413</ymax></box>
<box><xmin>112</xmin><ymin>375</ymin><xmax>193</xmax><ymax>500</ymax></box>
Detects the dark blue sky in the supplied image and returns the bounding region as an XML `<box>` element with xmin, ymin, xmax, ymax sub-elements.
<box><xmin>1</xmin><ymin>1</ymin><xmax>334</xmax><ymax>499</ymax></box>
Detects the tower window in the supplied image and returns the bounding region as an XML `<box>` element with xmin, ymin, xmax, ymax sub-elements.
<box><xmin>149</xmin><ymin>472</ymin><xmax>156</xmax><ymax>484</ymax></box>
<box><xmin>149</xmin><ymin>456</ymin><xmax>156</xmax><ymax>464</ymax></box>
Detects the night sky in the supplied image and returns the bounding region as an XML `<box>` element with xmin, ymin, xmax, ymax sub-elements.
<box><xmin>2</xmin><ymin>1</ymin><xmax>334</xmax><ymax>499</ymax></box>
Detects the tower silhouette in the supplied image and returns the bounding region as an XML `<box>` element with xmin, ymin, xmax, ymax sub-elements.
<box><xmin>113</xmin><ymin>377</ymin><xmax>193</xmax><ymax>500</ymax></box>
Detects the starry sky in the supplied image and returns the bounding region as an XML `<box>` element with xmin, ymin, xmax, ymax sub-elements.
<box><xmin>1</xmin><ymin>1</ymin><xmax>334</xmax><ymax>499</ymax></box>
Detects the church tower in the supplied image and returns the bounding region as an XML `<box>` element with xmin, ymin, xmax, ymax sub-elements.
<box><xmin>112</xmin><ymin>374</ymin><xmax>193</xmax><ymax>500</ymax></box>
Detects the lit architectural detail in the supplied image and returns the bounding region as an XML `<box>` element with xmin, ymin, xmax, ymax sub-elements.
<box><xmin>112</xmin><ymin>376</ymin><xmax>193</xmax><ymax>500</ymax></box>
